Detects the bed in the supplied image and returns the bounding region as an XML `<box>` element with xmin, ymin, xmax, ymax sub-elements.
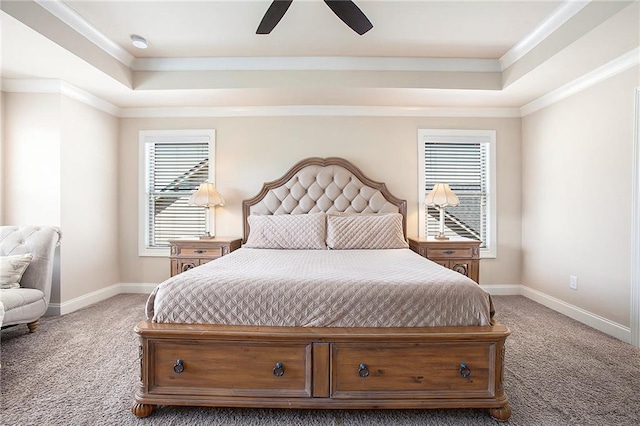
<box><xmin>131</xmin><ymin>157</ymin><xmax>511</xmax><ymax>421</ymax></box>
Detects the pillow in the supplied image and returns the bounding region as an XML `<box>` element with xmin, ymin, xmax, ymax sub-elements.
<box><xmin>244</xmin><ymin>213</ymin><xmax>326</xmax><ymax>249</ymax></box>
<box><xmin>326</xmin><ymin>213</ymin><xmax>409</xmax><ymax>249</ymax></box>
<box><xmin>0</xmin><ymin>253</ymin><xmax>34</xmax><ymax>289</ymax></box>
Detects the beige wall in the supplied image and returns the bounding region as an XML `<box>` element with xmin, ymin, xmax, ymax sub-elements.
<box><xmin>119</xmin><ymin>116</ymin><xmax>522</xmax><ymax>285</ymax></box>
<box><xmin>2</xmin><ymin>92</ymin><xmax>120</xmax><ymax>305</ymax></box>
<box><xmin>521</xmin><ymin>66</ymin><xmax>639</xmax><ymax>327</ymax></box>
<box><xmin>3</xmin><ymin>93</ymin><xmax>62</xmax><ymax>225</ymax></box>
<box><xmin>0</xmin><ymin>91</ymin><xmax>4</xmax><ymax>225</ymax></box>
<box><xmin>59</xmin><ymin>96</ymin><xmax>120</xmax><ymax>302</ymax></box>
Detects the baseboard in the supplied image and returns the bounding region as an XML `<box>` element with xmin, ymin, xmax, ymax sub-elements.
<box><xmin>480</xmin><ymin>284</ymin><xmax>522</xmax><ymax>295</ymax></box>
<box><xmin>119</xmin><ymin>283</ymin><xmax>158</xmax><ymax>294</ymax></box>
<box><xmin>519</xmin><ymin>285</ymin><xmax>631</xmax><ymax>344</ymax></box>
<box><xmin>46</xmin><ymin>283</ymin><xmax>157</xmax><ymax>316</ymax></box>
<box><xmin>45</xmin><ymin>281</ymin><xmax>631</xmax><ymax>344</ymax></box>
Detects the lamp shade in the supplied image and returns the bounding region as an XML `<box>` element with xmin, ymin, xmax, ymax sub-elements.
<box><xmin>424</xmin><ymin>183</ymin><xmax>459</xmax><ymax>208</ymax></box>
<box><xmin>188</xmin><ymin>183</ymin><xmax>225</xmax><ymax>207</ymax></box>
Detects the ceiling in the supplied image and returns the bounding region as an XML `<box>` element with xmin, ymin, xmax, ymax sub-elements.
<box><xmin>1</xmin><ymin>0</ymin><xmax>637</xmax><ymax>114</ymax></box>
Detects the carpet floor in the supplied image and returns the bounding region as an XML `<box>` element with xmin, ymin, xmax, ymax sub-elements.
<box><xmin>1</xmin><ymin>294</ymin><xmax>639</xmax><ymax>425</ymax></box>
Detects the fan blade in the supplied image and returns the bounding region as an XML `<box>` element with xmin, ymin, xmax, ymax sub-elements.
<box><xmin>256</xmin><ymin>0</ymin><xmax>294</xmax><ymax>34</ymax></box>
<box><xmin>324</xmin><ymin>0</ymin><xmax>373</xmax><ymax>35</ymax></box>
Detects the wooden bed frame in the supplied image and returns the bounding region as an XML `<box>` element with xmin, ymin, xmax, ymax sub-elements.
<box><xmin>132</xmin><ymin>157</ymin><xmax>511</xmax><ymax>421</ymax></box>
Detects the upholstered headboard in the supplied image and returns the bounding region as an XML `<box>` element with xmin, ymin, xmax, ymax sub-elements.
<box><xmin>242</xmin><ymin>157</ymin><xmax>407</xmax><ymax>243</ymax></box>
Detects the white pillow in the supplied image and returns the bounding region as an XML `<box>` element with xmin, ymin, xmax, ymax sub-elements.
<box><xmin>0</xmin><ymin>253</ymin><xmax>34</xmax><ymax>289</ymax></box>
<box><xmin>244</xmin><ymin>213</ymin><xmax>326</xmax><ymax>249</ymax></box>
<box><xmin>326</xmin><ymin>213</ymin><xmax>409</xmax><ymax>249</ymax></box>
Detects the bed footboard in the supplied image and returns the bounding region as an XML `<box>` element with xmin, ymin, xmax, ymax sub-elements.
<box><xmin>132</xmin><ymin>321</ymin><xmax>510</xmax><ymax>421</ymax></box>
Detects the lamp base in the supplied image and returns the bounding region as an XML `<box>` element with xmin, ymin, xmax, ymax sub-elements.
<box><xmin>435</xmin><ymin>233</ymin><xmax>449</xmax><ymax>240</ymax></box>
<box><xmin>199</xmin><ymin>232</ymin><xmax>214</xmax><ymax>240</ymax></box>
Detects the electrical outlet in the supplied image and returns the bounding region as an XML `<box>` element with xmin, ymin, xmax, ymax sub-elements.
<box><xmin>569</xmin><ymin>275</ymin><xmax>578</xmax><ymax>290</ymax></box>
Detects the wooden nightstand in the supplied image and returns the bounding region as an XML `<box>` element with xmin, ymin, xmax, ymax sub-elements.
<box><xmin>408</xmin><ymin>237</ymin><xmax>481</xmax><ymax>283</ymax></box>
<box><xmin>169</xmin><ymin>237</ymin><xmax>242</xmax><ymax>276</ymax></box>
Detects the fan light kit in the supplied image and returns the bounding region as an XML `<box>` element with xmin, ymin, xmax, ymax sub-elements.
<box><xmin>131</xmin><ymin>35</ymin><xmax>148</xmax><ymax>49</ymax></box>
<box><xmin>257</xmin><ymin>0</ymin><xmax>373</xmax><ymax>35</ymax></box>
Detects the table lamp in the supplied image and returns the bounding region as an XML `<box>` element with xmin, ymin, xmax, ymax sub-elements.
<box><xmin>188</xmin><ymin>182</ymin><xmax>225</xmax><ymax>239</ymax></box>
<box><xmin>424</xmin><ymin>183</ymin><xmax>459</xmax><ymax>240</ymax></box>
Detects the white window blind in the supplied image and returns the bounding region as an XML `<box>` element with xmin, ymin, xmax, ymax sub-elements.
<box><xmin>418</xmin><ymin>129</ymin><xmax>496</xmax><ymax>257</ymax></box>
<box><xmin>139</xmin><ymin>130</ymin><xmax>215</xmax><ymax>256</ymax></box>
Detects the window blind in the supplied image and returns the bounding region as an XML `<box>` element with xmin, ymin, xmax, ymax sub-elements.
<box><xmin>423</xmin><ymin>141</ymin><xmax>489</xmax><ymax>247</ymax></box>
<box><xmin>146</xmin><ymin>142</ymin><xmax>209</xmax><ymax>248</ymax></box>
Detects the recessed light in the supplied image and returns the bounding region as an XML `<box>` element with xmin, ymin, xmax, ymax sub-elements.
<box><xmin>131</xmin><ymin>35</ymin><xmax>148</xmax><ymax>49</ymax></box>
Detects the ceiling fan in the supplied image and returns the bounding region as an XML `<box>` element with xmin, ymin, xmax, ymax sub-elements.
<box><xmin>257</xmin><ymin>0</ymin><xmax>373</xmax><ymax>35</ymax></box>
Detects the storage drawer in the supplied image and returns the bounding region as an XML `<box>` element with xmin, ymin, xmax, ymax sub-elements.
<box><xmin>331</xmin><ymin>343</ymin><xmax>494</xmax><ymax>399</ymax></box>
<box><xmin>150</xmin><ymin>341</ymin><xmax>313</xmax><ymax>398</ymax></box>
<box><xmin>426</xmin><ymin>247</ymin><xmax>473</xmax><ymax>259</ymax></box>
<box><xmin>176</xmin><ymin>246</ymin><xmax>223</xmax><ymax>258</ymax></box>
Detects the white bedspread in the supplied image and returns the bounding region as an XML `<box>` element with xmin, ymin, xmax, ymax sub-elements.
<box><xmin>147</xmin><ymin>248</ymin><xmax>493</xmax><ymax>327</ymax></box>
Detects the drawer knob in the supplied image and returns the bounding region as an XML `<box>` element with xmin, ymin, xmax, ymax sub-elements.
<box><xmin>443</xmin><ymin>250</ymin><xmax>455</xmax><ymax>254</ymax></box>
<box><xmin>459</xmin><ymin>362</ymin><xmax>471</xmax><ymax>378</ymax></box>
<box><xmin>273</xmin><ymin>362</ymin><xmax>285</xmax><ymax>377</ymax></box>
<box><xmin>194</xmin><ymin>249</ymin><xmax>205</xmax><ymax>254</ymax></box>
<box><xmin>358</xmin><ymin>363</ymin><xmax>370</xmax><ymax>378</ymax></box>
<box><xmin>173</xmin><ymin>359</ymin><xmax>185</xmax><ymax>374</ymax></box>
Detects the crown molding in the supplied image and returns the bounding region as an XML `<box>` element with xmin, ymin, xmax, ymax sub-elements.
<box><xmin>132</xmin><ymin>56</ymin><xmax>501</xmax><ymax>73</ymax></box>
<box><xmin>520</xmin><ymin>47</ymin><xmax>640</xmax><ymax>116</ymax></box>
<box><xmin>34</xmin><ymin>0</ymin><xmax>135</xmax><ymax>67</ymax></box>
<box><xmin>7</xmin><ymin>42</ymin><xmax>636</xmax><ymax>120</ymax></box>
<box><xmin>118</xmin><ymin>105</ymin><xmax>521</xmax><ymax>118</ymax></box>
<box><xmin>1</xmin><ymin>78</ymin><xmax>121</xmax><ymax>116</ymax></box>
<box><xmin>500</xmin><ymin>0</ymin><xmax>590</xmax><ymax>70</ymax></box>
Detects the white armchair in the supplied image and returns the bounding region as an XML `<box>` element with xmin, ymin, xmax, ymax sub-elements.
<box><xmin>0</xmin><ymin>226</ymin><xmax>61</xmax><ymax>333</ymax></box>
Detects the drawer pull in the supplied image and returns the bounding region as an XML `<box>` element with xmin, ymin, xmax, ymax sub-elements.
<box><xmin>443</xmin><ymin>250</ymin><xmax>455</xmax><ymax>255</ymax></box>
<box><xmin>273</xmin><ymin>362</ymin><xmax>285</xmax><ymax>377</ymax></box>
<box><xmin>194</xmin><ymin>249</ymin><xmax>205</xmax><ymax>254</ymax></box>
<box><xmin>459</xmin><ymin>362</ymin><xmax>471</xmax><ymax>378</ymax></box>
<box><xmin>173</xmin><ymin>359</ymin><xmax>185</xmax><ymax>374</ymax></box>
<box><xmin>358</xmin><ymin>363</ymin><xmax>370</xmax><ymax>378</ymax></box>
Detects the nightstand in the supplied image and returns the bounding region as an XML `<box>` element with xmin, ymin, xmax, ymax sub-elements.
<box><xmin>169</xmin><ymin>237</ymin><xmax>242</xmax><ymax>276</ymax></box>
<box><xmin>408</xmin><ymin>236</ymin><xmax>481</xmax><ymax>283</ymax></box>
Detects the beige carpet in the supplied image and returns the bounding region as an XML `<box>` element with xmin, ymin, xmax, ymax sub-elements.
<box><xmin>1</xmin><ymin>294</ymin><xmax>639</xmax><ymax>425</ymax></box>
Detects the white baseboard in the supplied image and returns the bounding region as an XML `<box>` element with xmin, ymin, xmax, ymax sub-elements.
<box><xmin>519</xmin><ymin>285</ymin><xmax>631</xmax><ymax>344</ymax></box>
<box><xmin>480</xmin><ymin>284</ymin><xmax>522</xmax><ymax>295</ymax></box>
<box><xmin>44</xmin><ymin>281</ymin><xmax>631</xmax><ymax>344</ymax></box>
<box><xmin>46</xmin><ymin>283</ymin><xmax>156</xmax><ymax>316</ymax></box>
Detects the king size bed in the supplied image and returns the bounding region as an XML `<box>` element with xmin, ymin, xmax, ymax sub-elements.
<box><xmin>132</xmin><ymin>157</ymin><xmax>511</xmax><ymax>421</ymax></box>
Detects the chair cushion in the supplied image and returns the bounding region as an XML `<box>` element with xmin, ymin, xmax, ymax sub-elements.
<box><xmin>0</xmin><ymin>288</ymin><xmax>46</xmax><ymax>326</ymax></box>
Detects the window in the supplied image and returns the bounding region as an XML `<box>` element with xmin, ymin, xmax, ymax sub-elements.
<box><xmin>138</xmin><ymin>130</ymin><xmax>215</xmax><ymax>256</ymax></box>
<box><xmin>418</xmin><ymin>129</ymin><xmax>496</xmax><ymax>258</ymax></box>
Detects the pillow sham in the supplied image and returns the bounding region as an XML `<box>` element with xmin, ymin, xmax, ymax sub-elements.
<box><xmin>326</xmin><ymin>213</ymin><xmax>409</xmax><ymax>249</ymax></box>
<box><xmin>244</xmin><ymin>213</ymin><xmax>326</xmax><ymax>249</ymax></box>
<box><xmin>0</xmin><ymin>253</ymin><xmax>33</xmax><ymax>289</ymax></box>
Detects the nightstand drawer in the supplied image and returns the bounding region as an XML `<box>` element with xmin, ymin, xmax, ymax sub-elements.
<box><xmin>178</xmin><ymin>246</ymin><xmax>223</xmax><ymax>258</ymax></box>
<box><xmin>169</xmin><ymin>238</ymin><xmax>242</xmax><ymax>277</ymax></box>
<box><xmin>426</xmin><ymin>247</ymin><xmax>472</xmax><ymax>259</ymax></box>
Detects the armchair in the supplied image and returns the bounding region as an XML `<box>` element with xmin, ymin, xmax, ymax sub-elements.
<box><xmin>0</xmin><ymin>226</ymin><xmax>61</xmax><ymax>333</ymax></box>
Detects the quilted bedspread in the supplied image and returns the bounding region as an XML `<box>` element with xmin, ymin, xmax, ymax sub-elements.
<box><xmin>147</xmin><ymin>248</ymin><xmax>493</xmax><ymax>327</ymax></box>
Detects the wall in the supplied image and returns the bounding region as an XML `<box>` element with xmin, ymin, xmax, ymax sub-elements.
<box><xmin>521</xmin><ymin>66</ymin><xmax>639</xmax><ymax>327</ymax></box>
<box><xmin>59</xmin><ymin>96</ymin><xmax>120</xmax><ymax>302</ymax></box>
<box><xmin>0</xmin><ymin>91</ymin><xmax>4</xmax><ymax>225</ymax></box>
<box><xmin>2</xmin><ymin>92</ymin><xmax>120</xmax><ymax>306</ymax></box>
<box><xmin>119</xmin><ymin>115</ymin><xmax>522</xmax><ymax>285</ymax></box>
<box><xmin>3</xmin><ymin>93</ymin><xmax>62</xmax><ymax>225</ymax></box>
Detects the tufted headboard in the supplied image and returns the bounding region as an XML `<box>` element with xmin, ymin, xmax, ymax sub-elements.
<box><xmin>242</xmin><ymin>157</ymin><xmax>407</xmax><ymax>243</ymax></box>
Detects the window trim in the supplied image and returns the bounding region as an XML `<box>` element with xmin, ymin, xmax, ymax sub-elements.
<box><xmin>138</xmin><ymin>129</ymin><xmax>216</xmax><ymax>257</ymax></box>
<box><xmin>417</xmin><ymin>129</ymin><xmax>497</xmax><ymax>258</ymax></box>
